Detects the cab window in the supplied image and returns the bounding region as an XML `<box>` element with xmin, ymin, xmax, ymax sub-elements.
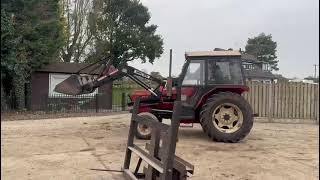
<box><xmin>207</xmin><ymin>59</ymin><xmax>243</xmax><ymax>85</ymax></box>
<box><xmin>182</xmin><ymin>60</ymin><xmax>205</xmax><ymax>85</ymax></box>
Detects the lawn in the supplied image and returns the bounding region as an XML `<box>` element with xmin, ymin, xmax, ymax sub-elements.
<box><xmin>112</xmin><ymin>87</ymin><xmax>140</xmax><ymax>106</ymax></box>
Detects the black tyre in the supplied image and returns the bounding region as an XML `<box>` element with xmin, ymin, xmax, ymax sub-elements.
<box><xmin>200</xmin><ymin>92</ymin><xmax>253</xmax><ymax>143</ymax></box>
<box><xmin>135</xmin><ymin>112</ymin><xmax>158</xmax><ymax>140</ymax></box>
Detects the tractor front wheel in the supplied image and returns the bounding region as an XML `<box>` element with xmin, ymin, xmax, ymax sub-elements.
<box><xmin>135</xmin><ymin>112</ymin><xmax>158</xmax><ymax>140</ymax></box>
<box><xmin>200</xmin><ymin>92</ymin><xmax>253</xmax><ymax>143</ymax></box>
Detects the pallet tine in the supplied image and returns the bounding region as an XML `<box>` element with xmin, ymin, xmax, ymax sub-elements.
<box><xmin>160</xmin><ymin>101</ymin><xmax>182</xmax><ymax>180</ymax></box>
<box><xmin>123</xmin><ymin>98</ymin><xmax>193</xmax><ymax>180</ymax></box>
<box><xmin>123</xmin><ymin>98</ymin><xmax>140</xmax><ymax>170</ymax></box>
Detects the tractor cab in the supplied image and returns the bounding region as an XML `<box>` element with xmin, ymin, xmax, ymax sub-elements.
<box><xmin>181</xmin><ymin>50</ymin><xmax>245</xmax><ymax>87</ymax></box>
<box><xmin>175</xmin><ymin>50</ymin><xmax>248</xmax><ymax>110</ymax></box>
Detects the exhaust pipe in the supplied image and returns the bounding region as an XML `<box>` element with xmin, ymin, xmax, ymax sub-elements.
<box><xmin>166</xmin><ymin>49</ymin><xmax>173</xmax><ymax>97</ymax></box>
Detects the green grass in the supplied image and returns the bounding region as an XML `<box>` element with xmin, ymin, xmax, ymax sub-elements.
<box><xmin>112</xmin><ymin>83</ymin><xmax>153</xmax><ymax>106</ymax></box>
<box><xmin>112</xmin><ymin>87</ymin><xmax>137</xmax><ymax>106</ymax></box>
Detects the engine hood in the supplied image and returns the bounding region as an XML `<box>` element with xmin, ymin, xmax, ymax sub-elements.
<box><xmin>129</xmin><ymin>89</ymin><xmax>151</xmax><ymax>101</ymax></box>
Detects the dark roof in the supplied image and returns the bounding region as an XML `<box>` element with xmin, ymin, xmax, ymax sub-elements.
<box><xmin>185</xmin><ymin>50</ymin><xmax>241</xmax><ymax>57</ymax></box>
<box><xmin>241</xmin><ymin>54</ymin><xmax>262</xmax><ymax>63</ymax></box>
<box><xmin>244</xmin><ymin>69</ymin><xmax>276</xmax><ymax>79</ymax></box>
<box><xmin>35</xmin><ymin>62</ymin><xmax>104</xmax><ymax>75</ymax></box>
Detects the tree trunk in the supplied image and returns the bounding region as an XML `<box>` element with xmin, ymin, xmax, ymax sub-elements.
<box><xmin>62</xmin><ymin>52</ymin><xmax>72</xmax><ymax>62</ymax></box>
<box><xmin>13</xmin><ymin>73</ymin><xmax>25</xmax><ymax>110</ymax></box>
<box><xmin>25</xmin><ymin>82</ymin><xmax>31</xmax><ymax>110</ymax></box>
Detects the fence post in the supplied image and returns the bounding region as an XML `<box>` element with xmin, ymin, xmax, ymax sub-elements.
<box><xmin>267</xmin><ymin>83</ymin><xmax>273</xmax><ymax>122</ymax></box>
<box><xmin>45</xmin><ymin>94</ymin><xmax>48</xmax><ymax>113</ymax></box>
<box><xmin>95</xmin><ymin>94</ymin><xmax>99</xmax><ymax>113</ymax></box>
<box><xmin>317</xmin><ymin>85</ymin><xmax>319</xmax><ymax>124</ymax></box>
<box><xmin>121</xmin><ymin>92</ymin><xmax>126</xmax><ymax>111</ymax></box>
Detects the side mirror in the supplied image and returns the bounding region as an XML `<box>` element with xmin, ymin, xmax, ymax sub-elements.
<box><xmin>166</xmin><ymin>77</ymin><xmax>172</xmax><ymax>97</ymax></box>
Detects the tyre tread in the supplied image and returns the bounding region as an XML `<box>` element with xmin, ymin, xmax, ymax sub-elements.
<box><xmin>200</xmin><ymin>92</ymin><xmax>253</xmax><ymax>143</ymax></box>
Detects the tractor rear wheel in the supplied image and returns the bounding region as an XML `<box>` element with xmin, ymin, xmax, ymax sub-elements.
<box><xmin>200</xmin><ymin>92</ymin><xmax>253</xmax><ymax>143</ymax></box>
<box><xmin>135</xmin><ymin>112</ymin><xmax>158</xmax><ymax>140</ymax></box>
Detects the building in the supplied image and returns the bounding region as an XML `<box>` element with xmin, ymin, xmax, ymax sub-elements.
<box><xmin>30</xmin><ymin>62</ymin><xmax>112</xmax><ymax>111</ymax></box>
<box><xmin>289</xmin><ymin>78</ymin><xmax>318</xmax><ymax>84</ymax></box>
<box><xmin>241</xmin><ymin>53</ymin><xmax>277</xmax><ymax>83</ymax></box>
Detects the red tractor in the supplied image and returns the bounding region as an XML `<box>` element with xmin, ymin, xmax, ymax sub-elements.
<box><xmin>55</xmin><ymin>49</ymin><xmax>254</xmax><ymax>143</ymax></box>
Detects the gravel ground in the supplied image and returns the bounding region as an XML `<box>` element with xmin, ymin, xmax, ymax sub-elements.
<box><xmin>1</xmin><ymin>114</ymin><xmax>319</xmax><ymax>180</ymax></box>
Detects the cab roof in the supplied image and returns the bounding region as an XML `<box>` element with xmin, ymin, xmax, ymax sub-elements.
<box><xmin>185</xmin><ymin>50</ymin><xmax>241</xmax><ymax>58</ymax></box>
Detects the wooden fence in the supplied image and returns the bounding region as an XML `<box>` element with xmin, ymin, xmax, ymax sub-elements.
<box><xmin>243</xmin><ymin>82</ymin><xmax>319</xmax><ymax>122</ymax></box>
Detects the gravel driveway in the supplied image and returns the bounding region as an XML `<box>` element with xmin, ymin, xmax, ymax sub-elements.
<box><xmin>1</xmin><ymin>114</ymin><xmax>319</xmax><ymax>180</ymax></box>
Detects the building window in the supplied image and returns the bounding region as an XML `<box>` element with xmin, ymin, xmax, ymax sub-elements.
<box><xmin>242</xmin><ymin>63</ymin><xmax>255</xmax><ymax>70</ymax></box>
<box><xmin>49</xmin><ymin>73</ymin><xmax>98</xmax><ymax>97</ymax></box>
<box><xmin>262</xmin><ymin>63</ymin><xmax>270</xmax><ymax>71</ymax></box>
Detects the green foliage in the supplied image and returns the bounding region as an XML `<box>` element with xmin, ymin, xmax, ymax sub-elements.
<box><xmin>2</xmin><ymin>0</ymin><xmax>65</xmax><ymax>74</ymax></box>
<box><xmin>245</xmin><ymin>33</ymin><xmax>279</xmax><ymax>71</ymax></box>
<box><xmin>1</xmin><ymin>9</ymin><xmax>17</xmax><ymax>110</ymax></box>
<box><xmin>150</xmin><ymin>71</ymin><xmax>163</xmax><ymax>79</ymax></box>
<box><xmin>13</xmin><ymin>73</ymin><xmax>25</xmax><ymax>110</ymax></box>
<box><xmin>304</xmin><ymin>76</ymin><xmax>319</xmax><ymax>83</ymax></box>
<box><xmin>12</xmin><ymin>0</ymin><xmax>65</xmax><ymax>71</ymax></box>
<box><xmin>1</xmin><ymin>0</ymin><xmax>65</xmax><ymax>110</ymax></box>
<box><xmin>1</xmin><ymin>10</ymin><xmax>17</xmax><ymax>78</ymax></box>
<box><xmin>86</xmin><ymin>0</ymin><xmax>164</xmax><ymax>66</ymax></box>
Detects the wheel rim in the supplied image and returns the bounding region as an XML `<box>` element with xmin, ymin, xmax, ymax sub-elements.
<box><xmin>137</xmin><ymin>123</ymin><xmax>151</xmax><ymax>136</ymax></box>
<box><xmin>212</xmin><ymin>103</ymin><xmax>243</xmax><ymax>133</ymax></box>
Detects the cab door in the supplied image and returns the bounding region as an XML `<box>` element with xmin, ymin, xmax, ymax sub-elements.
<box><xmin>181</xmin><ymin>60</ymin><xmax>206</xmax><ymax>106</ymax></box>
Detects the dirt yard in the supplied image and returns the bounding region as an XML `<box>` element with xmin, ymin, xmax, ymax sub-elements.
<box><xmin>1</xmin><ymin>114</ymin><xmax>319</xmax><ymax>180</ymax></box>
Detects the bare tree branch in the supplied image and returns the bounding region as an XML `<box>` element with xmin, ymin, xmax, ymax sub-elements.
<box><xmin>60</xmin><ymin>0</ymin><xmax>94</xmax><ymax>63</ymax></box>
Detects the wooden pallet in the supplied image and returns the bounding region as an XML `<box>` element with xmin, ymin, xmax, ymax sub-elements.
<box><xmin>123</xmin><ymin>98</ymin><xmax>194</xmax><ymax>180</ymax></box>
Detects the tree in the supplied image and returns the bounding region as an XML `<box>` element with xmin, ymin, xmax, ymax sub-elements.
<box><xmin>273</xmin><ymin>73</ymin><xmax>288</xmax><ymax>83</ymax></box>
<box><xmin>149</xmin><ymin>71</ymin><xmax>163</xmax><ymax>87</ymax></box>
<box><xmin>1</xmin><ymin>0</ymin><xmax>65</xmax><ymax>110</ymax></box>
<box><xmin>245</xmin><ymin>33</ymin><xmax>279</xmax><ymax>71</ymax></box>
<box><xmin>1</xmin><ymin>11</ymin><xmax>16</xmax><ymax>76</ymax></box>
<box><xmin>1</xmin><ymin>10</ymin><xmax>16</xmax><ymax>110</ymax></box>
<box><xmin>150</xmin><ymin>71</ymin><xmax>163</xmax><ymax>79</ymax></box>
<box><xmin>304</xmin><ymin>76</ymin><xmax>319</xmax><ymax>83</ymax></box>
<box><xmin>61</xmin><ymin>0</ymin><xmax>95</xmax><ymax>63</ymax></box>
<box><xmin>86</xmin><ymin>0</ymin><xmax>164</xmax><ymax>67</ymax></box>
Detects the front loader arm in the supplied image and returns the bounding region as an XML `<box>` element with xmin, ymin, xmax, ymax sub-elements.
<box><xmin>55</xmin><ymin>60</ymin><xmax>164</xmax><ymax>97</ymax></box>
<box><xmin>88</xmin><ymin>66</ymin><xmax>162</xmax><ymax>97</ymax></box>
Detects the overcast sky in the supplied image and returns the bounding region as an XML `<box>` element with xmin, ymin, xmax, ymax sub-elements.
<box><xmin>128</xmin><ymin>0</ymin><xmax>319</xmax><ymax>79</ymax></box>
